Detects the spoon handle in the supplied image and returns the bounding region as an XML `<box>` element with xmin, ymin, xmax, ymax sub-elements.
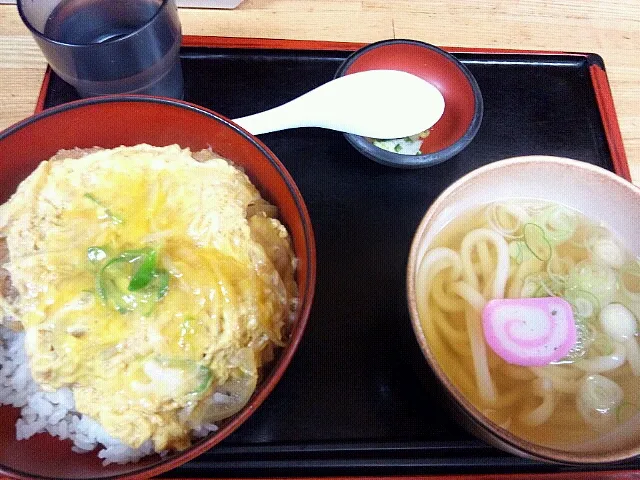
<box><xmin>233</xmin><ymin>75</ymin><xmax>353</xmax><ymax>135</ymax></box>
<box><xmin>233</xmin><ymin>97</ymin><xmax>314</xmax><ymax>135</ymax></box>
<box><xmin>233</xmin><ymin>70</ymin><xmax>445</xmax><ymax>138</ymax></box>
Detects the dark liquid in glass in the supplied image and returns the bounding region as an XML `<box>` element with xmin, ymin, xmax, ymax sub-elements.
<box><xmin>40</xmin><ymin>0</ymin><xmax>183</xmax><ymax>97</ymax></box>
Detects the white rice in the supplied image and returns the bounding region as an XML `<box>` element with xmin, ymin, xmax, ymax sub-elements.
<box><xmin>0</xmin><ymin>325</ymin><xmax>219</xmax><ymax>465</ymax></box>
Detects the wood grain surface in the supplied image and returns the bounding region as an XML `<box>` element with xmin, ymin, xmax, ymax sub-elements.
<box><xmin>0</xmin><ymin>0</ymin><xmax>638</xmax><ymax>182</ymax></box>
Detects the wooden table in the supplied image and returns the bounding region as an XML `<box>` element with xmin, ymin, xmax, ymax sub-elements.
<box><xmin>0</xmin><ymin>0</ymin><xmax>638</xmax><ymax>183</ymax></box>
<box><xmin>0</xmin><ymin>3</ymin><xmax>639</xmax><ymax>479</ymax></box>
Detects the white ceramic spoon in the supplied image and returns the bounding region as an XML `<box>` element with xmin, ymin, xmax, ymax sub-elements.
<box><xmin>233</xmin><ymin>70</ymin><xmax>445</xmax><ymax>139</ymax></box>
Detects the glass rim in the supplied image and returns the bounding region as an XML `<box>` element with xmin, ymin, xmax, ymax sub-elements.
<box><xmin>17</xmin><ymin>0</ymin><xmax>173</xmax><ymax>48</ymax></box>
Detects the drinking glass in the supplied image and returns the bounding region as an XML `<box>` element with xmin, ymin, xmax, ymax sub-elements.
<box><xmin>17</xmin><ymin>0</ymin><xmax>184</xmax><ymax>98</ymax></box>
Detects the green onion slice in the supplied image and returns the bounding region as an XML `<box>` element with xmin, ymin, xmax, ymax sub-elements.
<box><xmin>509</xmin><ymin>240</ymin><xmax>524</xmax><ymax>264</ymax></box>
<box><xmin>155</xmin><ymin>269</ymin><xmax>170</xmax><ymax>299</ymax></box>
<box><xmin>194</xmin><ymin>365</ymin><xmax>214</xmax><ymax>394</ymax></box>
<box><xmin>128</xmin><ymin>249</ymin><xmax>158</xmax><ymax>291</ymax></box>
<box><xmin>84</xmin><ymin>193</ymin><xmax>124</xmax><ymax>225</ymax></box>
<box><xmin>536</xmin><ymin>205</ymin><xmax>578</xmax><ymax>243</ymax></box>
<box><xmin>564</xmin><ymin>288</ymin><xmax>601</xmax><ymax>320</ymax></box>
<box><xmin>93</xmin><ymin>247</ymin><xmax>169</xmax><ymax>314</ymax></box>
<box><xmin>155</xmin><ymin>357</ymin><xmax>214</xmax><ymax>396</ymax></box>
<box><xmin>523</xmin><ymin>223</ymin><xmax>552</xmax><ymax>261</ymax></box>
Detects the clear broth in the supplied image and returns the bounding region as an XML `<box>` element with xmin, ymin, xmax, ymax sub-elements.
<box><xmin>420</xmin><ymin>199</ymin><xmax>640</xmax><ymax>448</ymax></box>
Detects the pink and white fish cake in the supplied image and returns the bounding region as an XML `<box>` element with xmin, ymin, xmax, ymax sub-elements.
<box><xmin>482</xmin><ymin>297</ymin><xmax>577</xmax><ymax>367</ymax></box>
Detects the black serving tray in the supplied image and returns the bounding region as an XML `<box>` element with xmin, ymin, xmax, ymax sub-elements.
<box><xmin>37</xmin><ymin>37</ymin><xmax>634</xmax><ymax>477</ymax></box>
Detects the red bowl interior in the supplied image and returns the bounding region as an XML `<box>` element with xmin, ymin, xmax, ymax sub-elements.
<box><xmin>342</xmin><ymin>41</ymin><xmax>477</xmax><ymax>153</ymax></box>
<box><xmin>0</xmin><ymin>97</ymin><xmax>316</xmax><ymax>479</ymax></box>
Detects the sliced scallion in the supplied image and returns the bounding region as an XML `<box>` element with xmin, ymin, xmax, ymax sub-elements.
<box><xmin>509</xmin><ymin>240</ymin><xmax>524</xmax><ymax>264</ymax></box>
<box><xmin>536</xmin><ymin>205</ymin><xmax>578</xmax><ymax>243</ymax></box>
<box><xmin>194</xmin><ymin>365</ymin><xmax>214</xmax><ymax>395</ymax></box>
<box><xmin>155</xmin><ymin>269</ymin><xmax>170</xmax><ymax>299</ymax></box>
<box><xmin>523</xmin><ymin>223</ymin><xmax>552</xmax><ymax>261</ymax></box>
<box><xmin>154</xmin><ymin>357</ymin><xmax>214</xmax><ymax>396</ymax></box>
<box><xmin>564</xmin><ymin>288</ymin><xmax>601</xmax><ymax>320</ymax></box>
<box><xmin>566</xmin><ymin>260</ymin><xmax>618</xmax><ymax>309</ymax></box>
<box><xmin>128</xmin><ymin>249</ymin><xmax>158</xmax><ymax>291</ymax></box>
<box><xmin>83</xmin><ymin>193</ymin><xmax>124</xmax><ymax>225</ymax></box>
<box><xmin>93</xmin><ymin>247</ymin><xmax>169</xmax><ymax>314</ymax></box>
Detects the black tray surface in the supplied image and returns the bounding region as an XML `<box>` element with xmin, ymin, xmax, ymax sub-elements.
<box><xmin>43</xmin><ymin>46</ymin><xmax>632</xmax><ymax>477</ymax></box>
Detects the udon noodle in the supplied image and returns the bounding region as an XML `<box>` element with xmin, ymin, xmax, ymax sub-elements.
<box><xmin>416</xmin><ymin>199</ymin><xmax>640</xmax><ymax>447</ymax></box>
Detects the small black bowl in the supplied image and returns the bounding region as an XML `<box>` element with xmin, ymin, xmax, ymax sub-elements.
<box><xmin>335</xmin><ymin>39</ymin><xmax>483</xmax><ymax>168</ymax></box>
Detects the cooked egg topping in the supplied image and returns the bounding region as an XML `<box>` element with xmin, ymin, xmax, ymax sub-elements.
<box><xmin>0</xmin><ymin>144</ymin><xmax>297</xmax><ymax>450</ymax></box>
